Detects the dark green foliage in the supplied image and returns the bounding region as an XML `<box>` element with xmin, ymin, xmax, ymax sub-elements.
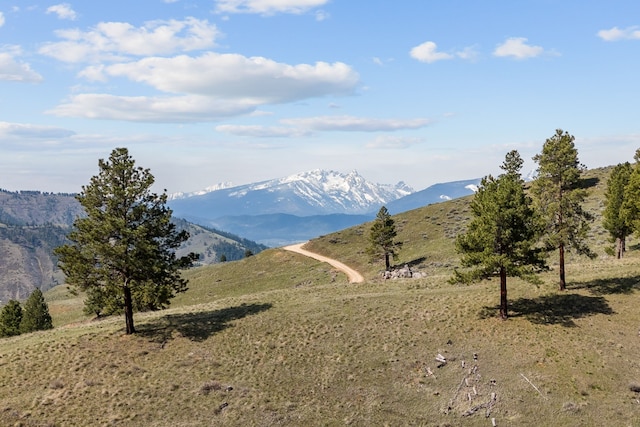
<box><xmin>55</xmin><ymin>148</ymin><xmax>195</xmax><ymax>334</ymax></box>
<box><xmin>531</xmin><ymin>129</ymin><xmax>595</xmax><ymax>290</ymax></box>
<box><xmin>367</xmin><ymin>206</ymin><xmax>400</xmax><ymax>271</ymax></box>
<box><xmin>451</xmin><ymin>150</ymin><xmax>547</xmax><ymax>319</ymax></box>
<box><xmin>20</xmin><ymin>288</ymin><xmax>53</xmax><ymax>333</ymax></box>
<box><xmin>603</xmin><ymin>162</ymin><xmax>633</xmax><ymax>258</ymax></box>
<box><xmin>622</xmin><ymin>149</ymin><xmax>640</xmax><ymax>232</ymax></box>
<box><xmin>0</xmin><ymin>300</ymin><xmax>23</xmax><ymax>337</ymax></box>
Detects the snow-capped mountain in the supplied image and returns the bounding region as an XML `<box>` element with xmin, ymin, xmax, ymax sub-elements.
<box><xmin>168</xmin><ymin>169</ymin><xmax>414</xmax><ymax>219</ymax></box>
<box><xmin>168</xmin><ymin>182</ymin><xmax>234</xmax><ymax>200</ymax></box>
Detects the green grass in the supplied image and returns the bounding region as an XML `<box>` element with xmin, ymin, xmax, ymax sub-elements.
<box><xmin>2</xmin><ymin>166</ymin><xmax>640</xmax><ymax>426</ymax></box>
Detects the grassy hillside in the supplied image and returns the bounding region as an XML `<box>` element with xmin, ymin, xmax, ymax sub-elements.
<box><xmin>2</xmin><ymin>166</ymin><xmax>640</xmax><ymax>426</ymax></box>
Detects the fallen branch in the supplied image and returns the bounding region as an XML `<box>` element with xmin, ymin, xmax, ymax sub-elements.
<box><xmin>520</xmin><ymin>373</ymin><xmax>546</xmax><ymax>399</ymax></box>
<box><xmin>461</xmin><ymin>393</ymin><xmax>497</xmax><ymax>417</ymax></box>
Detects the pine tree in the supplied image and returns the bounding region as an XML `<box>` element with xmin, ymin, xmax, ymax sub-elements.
<box><xmin>451</xmin><ymin>150</ymin><xmax>547</xmax><ymax>319</ymax></box>
<box><xmin>55</xmin><ymin>148</ymin><xmax>196</xmax><ymax>334</ymax></box>
<box><xmin>531</xmin><ymin>129</ymin><xmax>595</xmax><ymax>290</ymax></box>
<box><xmin>603</xmin><ymin>162</ymin><xmax>633</xmax><ymax>258</ymax></box>
<box><xmin>367</xmin><ymin>206</ymin><xmax>400</xmax><ymax>271</ymax></box>
<box><xmin>621</xmin><ymin>149</ymin><xmax>640</xmax><ymax>245</ymax></box>
<box><xmin>0</xmin><ymin>300</ymin><xmax>23</xmax><ymax>337</ymax></box>
<box><xmin>20</xmin><ymin>288</ymin><xmax>53</xmax><ymax>333</ymax></box>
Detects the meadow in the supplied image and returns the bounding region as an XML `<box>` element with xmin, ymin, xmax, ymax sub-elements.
<box><xmin>1</xmin><ymin>166</ymin><xmax>640</xmax><ymax>426</ymax></box>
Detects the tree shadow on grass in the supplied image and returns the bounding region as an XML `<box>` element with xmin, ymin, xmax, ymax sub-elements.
<box><xmin>568</xmin><ymin>275</ymin><xmax>640</xmax><ymax>295</ymax></box>
<box><xmin>479</xmin><ymin>294</ymin><xmax>614</xmax><ymax>327</ymax></box>
<box><xmin>394</xmin><ymin>257</ymin><xmax>427</xmax><ymax>269</ymax></box>
<box><xmin>137</xmin><ymin>302</ymin><xmax>272</xmax><ymax>343</ymax></box>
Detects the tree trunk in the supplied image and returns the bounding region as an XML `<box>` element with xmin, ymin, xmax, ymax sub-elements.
<box><xmin>499</xmin><ymin>266</ymin><xmax>508</xmax><ymax>320</ymax></box>
<box><xmin>123</xmin><ymin>283</ymin><xmax>135</xmax><ymax>334</ymax></box>
<box><xmin>616</xmin><ymin>237</ymin><xmax>626</xmax><ymax>259</ymax></box>
<box><xmin>384</xmin><ymin>252</ymin><xmax>390</xmax><ymax>271</ymax></box>
<box><xmin>558</xmin><ymin>244</ymin><xmax>566</xmax><ymax>291</ymax></box>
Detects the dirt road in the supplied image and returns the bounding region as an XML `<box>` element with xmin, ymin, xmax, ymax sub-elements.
<box><xmin>283</xmin><ymin>242</ymin><xmax>364</xmax><ymax>284</ymax></box>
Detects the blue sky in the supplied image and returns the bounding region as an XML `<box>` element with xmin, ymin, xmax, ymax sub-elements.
<box><xmin>1</xmin><ymin>0</ymin><xmax>639</xmax><ymax>194</ymax></box>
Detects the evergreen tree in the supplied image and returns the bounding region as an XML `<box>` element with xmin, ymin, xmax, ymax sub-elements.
<box><xmin>0</xmin><ymin>300</ymin><xmax>23</xmax><ymax>337</ymax></box>
<box><xmin>55</xmin><ymin>148</ymin><xmax>196</xmax><ymax>334</ymax></box>
<box><xmin>451</xmin><ymin>150</ymin><xmax>547</xmax><ymax>319</ymax></box>
<box><xmin>367</xmin><ymin>206</ymin><xmax>400</xmax><ymax>271</ymax></box>
<box><xmin>20</xmin><ymin>288</ymin><xmax>53</xmax><ymax>333</ymax></box>
<box><xmin>531</xmin><ymin>129</ymin><xmax>595</xmax><ymax>290</ymax></box>
<box><xmin>603</xmin><ymin>162</ymin><xmax>633</xmax><ymax>258</ymax></box>
<box><xmin>621</xmin><ymin>149</ymin><xmax>640</xmax><ymax>245</ymax></box>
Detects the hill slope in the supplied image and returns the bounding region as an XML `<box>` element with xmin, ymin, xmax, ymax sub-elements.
<box><xmin>0</xmin><ymin>190</ymin><xmax>266</xmax><ymax>301</ymax></box>
<box><xmin>2</xmin><ymin>166</ymin><xmax>640</xmax><ymax>426</ymax></box>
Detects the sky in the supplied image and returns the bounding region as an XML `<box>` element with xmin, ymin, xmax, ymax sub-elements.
<box><xmin>1</xmin><ymin>0</ymin><xmax>640</xmax><ymax>194</ymax></box>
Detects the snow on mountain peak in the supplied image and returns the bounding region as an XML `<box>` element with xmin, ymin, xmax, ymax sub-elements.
<box><xmin>170</xmin><ymin>169</ymin><xmax>415</xmax><ymax>215</ymax></box>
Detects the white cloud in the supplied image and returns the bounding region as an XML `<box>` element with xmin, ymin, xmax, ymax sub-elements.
<box><xmin>0</xmin><ymin>48</ymin><xmax>43</xmax><ymax>82</ymax></box>
<box><xmin>0</xmin><ymin>12</ymin><xmax>5</xmax><ymax>27</ymax></box>
<box><xmin>39</xmin><ymin>18</ymin><xmax>219</xmax><ymax>63</ymax></box>
<box><xmin>281</xmin><ymin>115</ymin><xmax>432</xmax><ymax>132</ymax></box>
<box><xmin>48</xmin><ymin>93</ymin><xmax>260</xmax><ymax>123</ymax></box>
<box><xmin>365</xmin><ymin>135</ymin><xmax>424</xmax><ymax>149</ymax></box>
<box><xmin>410</xmin><ymin>41</ymin><xmax>453</xmax><ymax>63</ymax></box>
<box><xmin>215</xmin><ymin>0</ymin><xmax>329</xmax><ymax>15</ymax></box>
<box><xmin>98</xmin><ymin>53</ymin><xmax>359</xmax><ymax>102</ymax></box>
<box><xmin>597</xmin><ymin>26</ymin><xmax>640</xmax><ymax>41</ymax></box>
<box><xmin>46</xmin><ymin>3</ymin><xmax>77</xmax><ymax>21</ymax></box>
<box><xmin>50</xmin><ymin>51</ymin><xmax>358</xmax><ymax>123</ymax></box>
<box><xmin>0</xmin><ymin>121</ymin><xmax>75</xmax><ymax>139</ymax></box>
<box><xmin>493</xmin><ymin>37</ymin><xmax>544</xmax><ymax>59</ymax></box>
<box><xmin>215</xmin><ymin>124</ymin><xmax>311</xmax><ymax>137</ymax></box>
<box><xmin>315</xmin><ymin>10</ymin><xmax>329</xmax><ymax>21</ymax></box>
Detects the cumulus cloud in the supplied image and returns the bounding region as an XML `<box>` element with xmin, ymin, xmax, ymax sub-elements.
<box><xmin>39</xmin><ymin>18</ymin><xmax>219</xmax><ymax>62</ymax></box>
<box><xmin>215</xmin><ymin>0</ymin><xmax>329</xmax><ymax>15</ymax></box>
<box><xmin>0</xmin><ymin>48</ymin><xmax>43</xmax><ymax>82</ymax></box>
<box><xmin>46</xmin><ymin>3</ymin><xmax>77</xmax><ymax>20</ymax></box>
<box><xmin>281</xmin><ymin>115</ymin><xmax>432</xmax><ymax>132</ymax></box>
<box><xmin>215</xmin><ymin>124</ymin><xmax>311</xmax><ymax>137</ymax></box>
<box><xmin>85</xmin><ymin>53</ymin><xmax>358</xmax><ymax>101</ymax></box>
<box><xmin>597</xmin><ymin>26</ymin><xmax>640</xmax><ymax>41</ymax></box>
<box><xmin>0</xmin><ymin>121</ymin><xmax>75</xmax><ymax>139</ymax></box>
<box><xmin>410</xmin><ymin>41</ymin><xmax>454</xmax><ymax>63</ymax></box>
<box><xmin>365</xmin><ymin>135</ymin><xmax>425</xmax><ymax>149</ymax></box>
<box><xmin>493</xmin><ymin>37</ymin><xmax>545</xmax><ymax>59</ymax></box>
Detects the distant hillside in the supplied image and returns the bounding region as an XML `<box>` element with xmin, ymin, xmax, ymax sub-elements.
<box><xmin>0</xmin><ymin>190</ymin><xmax>266</xmax><ymax>301</ymax></box>
<box><xmin>208</xmin><ymin>213</ymin><xmax>374</xmax><ymax>247</ymax></box>
<box><xmin>385</xmin><ymin>178</ymin><xmax>481</xmax><ymax>214</ymax></box>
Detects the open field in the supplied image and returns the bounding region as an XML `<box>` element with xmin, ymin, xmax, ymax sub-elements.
<box><xmin>2</xmin><ymin>166</ymin><xmax>640</xmax><ymax>426</ymax></box>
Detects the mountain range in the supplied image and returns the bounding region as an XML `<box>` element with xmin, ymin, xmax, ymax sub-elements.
<box><xmin>167</xmin><ymin>170</ymin><xmax>480</xmax><ymax>246</ymax></box>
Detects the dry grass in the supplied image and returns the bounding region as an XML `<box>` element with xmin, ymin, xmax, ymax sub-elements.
<box><xmin>2</xmin><ymin>166</ymin><xmax>640</xmax><ymax>426</ymax></box>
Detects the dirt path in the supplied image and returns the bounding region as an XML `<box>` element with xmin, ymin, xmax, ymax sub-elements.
<box><xmin>283</xmin><ymin>242</ymin><xmax>365</xmax><ymax>284</ymax></box>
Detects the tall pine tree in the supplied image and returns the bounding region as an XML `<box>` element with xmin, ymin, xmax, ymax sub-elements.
<box><xmin>367</xmin><ymin>206</ymin><xmax>400</xmax><ymax>271</ymax></box>
<box><xmin>531</xmin><ymin>129</ymin><xmax>595</xmax><ymax>290</ymax></box>
<box><xmin>603</xmin><ymin>162</ymin><xmax>633</xmax><ymax>258</ymax></box>
<box><xmin>621</xmin><ymin>149</ymin><xmax>640</xmax><ymax>246</ymax></box>
<box><xmin>20</xmin><ymin>289</ymin><xmax>53</xmax><ymax>333</ymax></box>
<box><xmin>55</xmin><ymin>148</ymin><xmax>196</xmax><ymax>334</ymax></box>
<box><xmin>452</xmin><ymin>150</ymin><xmax>547</xmax><ymax>319</ymax></box>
